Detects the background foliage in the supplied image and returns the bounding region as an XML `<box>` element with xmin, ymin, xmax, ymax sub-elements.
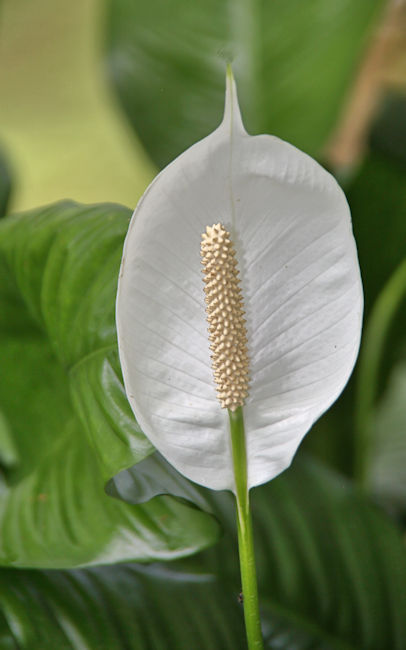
<box><xmin>0</xmin><ymin>0</ymin><xmax>406</xmax><ymax>647</ymax></box>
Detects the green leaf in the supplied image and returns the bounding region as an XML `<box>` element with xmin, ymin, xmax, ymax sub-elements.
<box><xmin>354</xmin><ymin>258</ymin><xmax>406</xmax><ymax>488</ymax></box>
<box><xmin>0</xmin><ymin>202</ymin><xmax>220</xmax><ymax>567</ymax></box>
<box><xmin>1</xmin><ymin>457</ymin><xmax>405</xmax><ymax>649</ymax></box>
<box><xmin>366</xmin><ymin>362</ymin><xmax>406</xmax><ymax>515</ymax></box>
<box><xmin>305</xmin><ymin>99</ymin><xmax>406</xmax><ymax>477</ymax></box>
<box><xmin>105</xmin><ymin>0</ymin><xmax>384</xmax><ymax>168</ymax></box>
<box><xmin>0</xmin><ymin>148</ymin><xmax>12</xmax><ymax>218</ymax></box>
<box><xmin>346</xmin><ymin>90</ymin><xmax>406</xmax><ymax>494</ymax></box>
<box><xmin>0</xmin><ymin>202</ymin><xmax>152</xmax><ymax>477</ymax></box>
<box><xmin>348</xmin><ymin>89</ymin><xmax>406</xmax><ymax>314</ymax></box>
<box><xmin>370</xmin><ymin>92</ymin><xmax>406</xmax><ymax>166</ymax></box>
<box><xmin>0</xmin><ymin>411</ymin><xmax>18</xmax><ymax>469</ymax></box>
<box><xmin>0</xmin><ymin>564</ymin><xmax>246</xmax><ymax>650</ymax></box>
<box><xmin>70</xmin><ymin>347</ymin><xmax>152</xmax><ymax>481</ymax></box>
<box><xmin>107</xmin><ymin>451</ymin><xmax>216</xmax><ymax>515</ymax></box>
<box><xmin>195</xmin><ymin>457</ymin><xmax>406</xmax><ymax>649</ymax></box>
<box><xmin>349</xmin><ymin>153</ymin><xmax>406</xmax><ymax>316</ymax></box>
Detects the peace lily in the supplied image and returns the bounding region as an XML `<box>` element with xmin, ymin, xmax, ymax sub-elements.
<box><xmin>116</xmin><ymin>69</ymin><xmax>363</xmax><ymax>492</ymax></box>
<box><xmin>116</xmin><ymin>67</ymin><xmax>362</xmax><ymax>649</ymax></box>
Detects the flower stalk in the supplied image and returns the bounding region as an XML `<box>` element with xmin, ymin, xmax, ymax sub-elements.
<box><xmin>229</xmin><ymin>407</ymin><xmax>264</xmax><ymax>650</ymax></box>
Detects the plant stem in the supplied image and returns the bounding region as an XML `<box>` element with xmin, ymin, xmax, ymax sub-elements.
<box><xmin>228</xmin><ymin>407</ymin><xmax>264</xmax><ymax>650</ymax></box>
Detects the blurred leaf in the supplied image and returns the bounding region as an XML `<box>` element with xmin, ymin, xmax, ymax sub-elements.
<box><xmin>349</xmin><ymin>152</ymin><xmax>406</xmax><ymax>315</ymax></box>
<box><xmin>0</xmin><ymin>202</ymin><xmax>220</xmax><ymax>567</ymax></box>
<box><xmin>305</xmin><ymin>95</ymin><xmax>406</xmax><ymax>476</ymax></box>
<box><xmin>0</xmin><ymin>148</ymin><xmax>12</xmax><ymax>218</ymax></box>
<box><xmin>301</xmin><ymin>374</ymin><xmax>356</xmax><ymax>478</ymax></box>
<box><xmin>370</xmin><ymin>92</ymin><xmax>406</xmax><ymax>165</ymax></box>
<box><xmin>348</xmin><ymin>89</ymin><xmax>406</xmax><ymax>315</ymax></box>
<box><xmin>1</xmin><ymin>457</ymin><xmax>406</xmax><ymax>649</ymax></box>
<box><xmin>366</xmin><ymin>362</ymin><xmax>406</xmax><ymax>516</ymax></box>
<box><xmin>0</xmin><ymin>0</ymin><xmax>154</xmax><ymax>211</ymax></box>
<box><xmin>0</xmin><ymin>564</ymin><xmax>246</xmax><ymax>650</ymax></box>
<box><xmin>0</xmin><ymin>411</ymin><xmax>18</xmax><ymax>469</ymax></box>
<box><xmin>197</xmin><ymin>457</ymin><xmax>406</xmax><ymax>649</ymax></box>
<box><xmin>105</xmin><ymin>0</ymin><xmax>384</xmax><ymax>168</ymax></box>
<box><xmin>353</xmin><ymin>90</ymin><xmax>406</xmax><ymax>400</ymax></box>
<box><xmin>354</xmin><ymin>258</ymin><xmax>406</xmax><ymax>488</ymax></box>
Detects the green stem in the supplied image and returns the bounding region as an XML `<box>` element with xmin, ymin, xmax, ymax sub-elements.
<box><xmin>228</xmin><ymin>407</ymin><xmax>264</xmax><ymax>650</ymax></box>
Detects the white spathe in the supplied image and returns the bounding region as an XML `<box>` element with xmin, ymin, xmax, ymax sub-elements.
<box><xmin>116</xmin><ymin>70</ymin><xmax>363</xmax><ymax>492</ymax></box>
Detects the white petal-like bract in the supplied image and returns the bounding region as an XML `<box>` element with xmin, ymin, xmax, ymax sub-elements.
<box><xmin>116</xmin><ymin>70</ymin><xmax>363</xmax><ymax>492</ymax></box>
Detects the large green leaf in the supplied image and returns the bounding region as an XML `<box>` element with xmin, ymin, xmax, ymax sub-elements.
<box><xmin>105</xmin><ymin>0</ymin><xmax>384</xmax><ymax>168</ymax></box>
<box><xmin>194</xmin><ymin>457</ymin><xmax>406</xmax><ymax>649</ymax></box>
<box><xmin>0</xmin><ymin>564</ymin><xmax>246</xmax><ymax>650</ymax></box>
<box><xmin>0</xmin><ymin>203</ymin><xmax>152</xmax><ymax>479</ymax></box>
<box><xmin>1</xmin><ymin>457</ymin><xmax>405</xmax><ymax>648</ymax></box>
<box><xmin>0</xmin><ymin>202</ymin><xmax>219</xmax><ymax>567</ymax></box>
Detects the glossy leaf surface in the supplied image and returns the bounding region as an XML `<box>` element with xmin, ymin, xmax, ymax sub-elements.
<box><xmin>1</xmin><ymin>457</ymin><xmax>405</xmax><ymax>648</ymax></box>
<box><xmin>0</xmin><ymin>202</ymin><xmax>219</xmax><ymax>567</ymax></box>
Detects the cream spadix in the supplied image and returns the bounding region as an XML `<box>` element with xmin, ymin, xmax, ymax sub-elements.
<box><xmin>201</xmin><ymin>223</ymin><xmax>249</xmax><ymax>412</ymax></box>
<box><xmin>116</xmin><ymin>69</ymin><xmax>363</xmax><ymax>492</ymax></box>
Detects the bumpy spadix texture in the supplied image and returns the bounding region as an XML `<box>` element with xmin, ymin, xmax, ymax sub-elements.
<box><xmin>116</xmin><ymin>70</ymin><xmax>363</xmax><ymax>492</ymax></box>
<box><xmin>201</xmin><ymin>223</ymin><xmax>249</xmax><ymax>411</ymax></box>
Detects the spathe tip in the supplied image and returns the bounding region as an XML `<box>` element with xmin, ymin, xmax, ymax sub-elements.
<box><xmin>222</xmin><ymin>65</ymin><xmax>246</xmax><ymax>135</ymax></box>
